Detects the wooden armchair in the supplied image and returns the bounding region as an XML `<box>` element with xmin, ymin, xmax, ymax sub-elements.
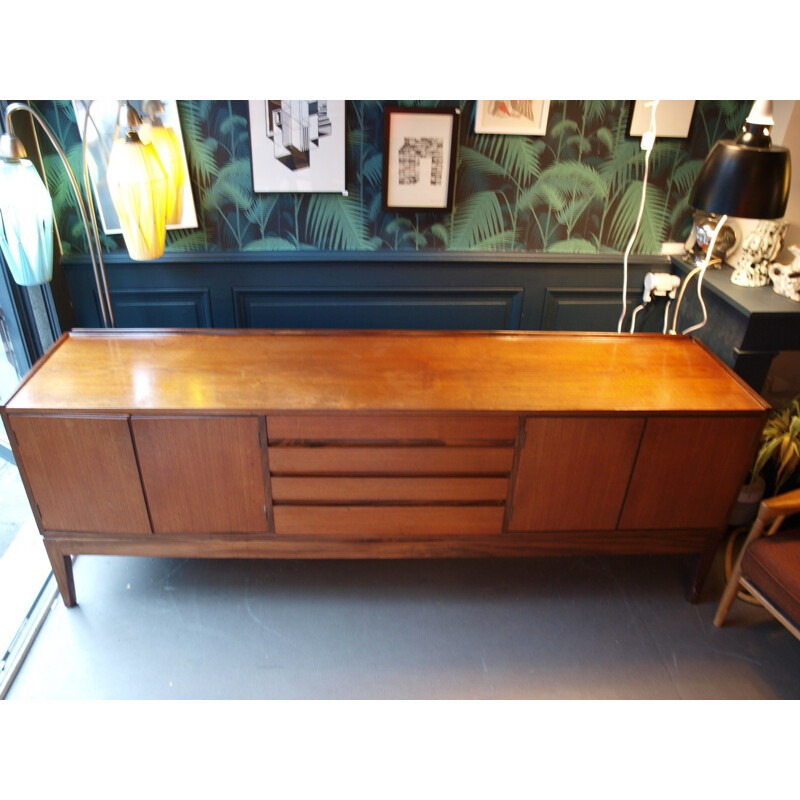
<box><xmin>714</xmin><ymin>487</ymin><xmax>800</xmax><ymax>640</ymax></box>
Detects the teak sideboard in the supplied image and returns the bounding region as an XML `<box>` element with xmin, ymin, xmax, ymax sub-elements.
<box><xmin>1</xmin><ymin>329</ymin><xmax>770</xmax><ymax>607</ymax></box>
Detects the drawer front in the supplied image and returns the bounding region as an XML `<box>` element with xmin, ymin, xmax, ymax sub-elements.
<box><xmin>274</xmin><ymin>505</ymin><xmax>505</xmax><ymax>536</ymax></box>
<box><xmin>267</xmin><ymin>413</ymin><xmax>516</xmax><ymax>538</ymax></box>
<box><xmin>269</xmin><ymin>446</ymin><xmax>515</xmax><ymax>475</ymax></box>
<box><xmin>272</xmin><ymin>476</ymin><xmax>510</xmax><ymax>503</ymax></box>
<box><xmin>268</xmin><ymin>414</ymin><xmax>518</xmax><ymax>443</ymax></box>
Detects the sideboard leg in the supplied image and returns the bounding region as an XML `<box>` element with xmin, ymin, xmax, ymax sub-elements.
<box><xmin>43</xmin><ymin>540</ymin><xmax>77</xmax><ymax>608</ymax></box>
<box><xmin>687</xmin><ymin>533</ymin><xmax>722</xmax><ymax>604</ymax></box>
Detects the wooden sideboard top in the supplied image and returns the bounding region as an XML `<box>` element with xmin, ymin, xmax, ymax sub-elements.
<box><xmin>4</xmin><ymin>329</ymin><xmax>768</xmax><ymax>415</ymax></box>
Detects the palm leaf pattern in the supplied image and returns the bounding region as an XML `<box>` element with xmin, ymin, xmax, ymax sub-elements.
<box><xmin>31</xmin><ymin>99</ymin><xmax>751</xmax><ymax>255</ymax></box>
<box><xmin>306</xmin><ymin>194</ymin><xmax>372</xmax><ymax>250</ymax></box>
<box><xmin>450</xmin><ymin>191</ymin><xmax>508</xmax><ymax>249</ymax></box>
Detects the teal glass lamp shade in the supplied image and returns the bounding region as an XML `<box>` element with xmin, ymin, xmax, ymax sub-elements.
<box><xmin>0</xmin><ymin>158</ymin><xmax>54</xmax><ymax>286</ymax></box>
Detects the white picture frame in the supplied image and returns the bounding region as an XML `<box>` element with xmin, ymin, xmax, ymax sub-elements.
<box><xmin>474</xmin><ymin>101</ymin><xmax>550</xmax><ymax>135</ymax></box>
<box><xmin>629</xmin><ymin>100</ymin><xmax>696</xmax><ymax>138</ymax></box>
<box><xmin>248</xmin><ymin>101</ymin><xmax>346</xmax><ymax>193</ymax></box>
<box><xmin>73</xmin><ymin>100</ymin><xmax>198</xmax><ymax>235</ymax></box>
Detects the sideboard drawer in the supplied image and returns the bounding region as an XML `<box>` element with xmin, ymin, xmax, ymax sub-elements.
<box><xmin>272</xmin><ymin>476</ymin><xmax>510</xmax><ymax>503</ymax></box>
<box><xmin>274</xmin><ymin>505</ymin><xmax>505</xmax><ymax>536</ymax></box>
<box><xmin>268</xmin><ymin>414</ymin><xmax>518</xmax><ymax>444</ymax></box>
<box><xmin>268</xmin><ymin>446</ymin><xmax>515</xmax><ymax>475</ymax></box>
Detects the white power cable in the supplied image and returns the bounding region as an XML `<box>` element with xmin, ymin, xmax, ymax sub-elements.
<box><xmin>629</xmin><ymin>304</ymin><xmax>646</xmax><ymax>332</ymax></box>
<box><xmin>669</xmin><ymin>214</ymin><xmax>727</xmax><ymax>335</ymax></box>
<box><xmin>617</xmin><ymin>100</ymin><xmax>658</xmax><ymax>334</ymax></box>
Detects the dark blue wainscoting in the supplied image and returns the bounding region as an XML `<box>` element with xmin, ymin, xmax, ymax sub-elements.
<box><xmin>62</xmin><ymin>252</ymin><xmax>670</xmax><ymax>334</ymax></box>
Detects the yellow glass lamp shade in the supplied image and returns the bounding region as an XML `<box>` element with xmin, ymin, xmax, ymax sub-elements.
<box><xmin>107</xmin><ymin>133</ymin><xmax>168</xmax><ymax>261</ymax></box>
<box><xmin>0</xmin><ymin>158</ymin><xmax>54</xmax><ymax>285</ymax></box>
<box><xmin>138</xmin><ymin>122</ymin><xmax>186</xmax><ymax>225</ymax></box>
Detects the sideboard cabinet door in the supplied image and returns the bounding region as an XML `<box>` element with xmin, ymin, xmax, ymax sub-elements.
<box><xmin>132</xmin><ymin>416</ymin><xmax>270</xmax><ymax>535</ymax></box>
<box><xmin>8</xmin><ymin>414</ymin><xmax>151</xmax><ymax>535</ymax></box>
<box><xmin>619</xmin><ymin>416</ymin><xmax>760</xmax><ymax>530</ymax></box>
<box><xmin>509</xmin><ymin>417</ymin><xmax>644</xmax><ymax>532</ymax></box>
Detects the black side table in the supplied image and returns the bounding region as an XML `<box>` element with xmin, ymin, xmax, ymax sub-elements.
<box><xmin>671</xmin><ymin>254</ymin><xmax>800</xmax><ymax>393</ymax></box>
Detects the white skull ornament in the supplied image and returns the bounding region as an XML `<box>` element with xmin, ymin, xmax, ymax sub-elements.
<box><xmin>770</xmin><ymin>245</ymin><xmax>800</xmax><ymax>302</ymax></box>
<box><xmin>730</xmin><ymin>219</ymin><xmax>789</xmax><ymax>287</ymax></box>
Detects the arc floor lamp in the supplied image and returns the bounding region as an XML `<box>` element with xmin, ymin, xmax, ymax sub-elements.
<box><xmin>0</xmin><ymin>101</ymin><xmax>174</xmax><ymax>328</ymax></box>
<box><xmin>0</xmin><ymin>102</ymin><xmax>115</xmax><ymax>327</ymax></box>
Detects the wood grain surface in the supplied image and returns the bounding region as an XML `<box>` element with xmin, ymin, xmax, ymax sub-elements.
<box><xmin>4</xmin><ymin>330</ymin><xmax>768</xmax><ymax>414</ymax></box>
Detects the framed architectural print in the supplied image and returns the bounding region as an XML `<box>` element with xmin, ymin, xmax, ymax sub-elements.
<box><xmin>474</xmin><ymin>101</ymin><xmax>550</xmax><ymax>135</ymax></box>
<box><xmin>383</xmin><ymin>106</ymin><xmax>460</xmax><ymax>212</ymax></box>
<box><xmin>629</xmin><ymin>100</ymin><xmax>696</xmax><ymax>138</ymax></box>
<box><xmin>248</xmin><ymin>100</ymin><xmax>346</xmax><ymax>193</ymax></box>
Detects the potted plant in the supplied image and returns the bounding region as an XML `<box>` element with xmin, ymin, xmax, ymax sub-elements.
<box><xmin>729</xmin><ymin>395</ymin><xmax>800</xmax><ymax>525</ymax></box>
<box><xmin>725</xmin><ymin>395</ymin><xmax>800</xmax><ymax>597</ymax></box>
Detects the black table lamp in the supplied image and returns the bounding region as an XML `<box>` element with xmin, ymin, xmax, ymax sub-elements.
<box><xmin>691</xmin><ymin>100</ymin><xmax>791</xmax><ymax>220</ymax></box>
<box><xmin>671</xmin><ymin>101</ymin><xmax>792</xmax><ymax>333</ymax></box>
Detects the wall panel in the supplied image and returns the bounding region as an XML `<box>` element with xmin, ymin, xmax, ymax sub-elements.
<box><xmin>65</xmin><ymin>252</ymin><xmax>666</xmax><ymax>334</ymax></box>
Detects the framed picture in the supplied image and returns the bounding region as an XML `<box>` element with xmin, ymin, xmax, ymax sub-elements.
<box><xmin>474</xmin><ymin>100</ymin><xmax>550</xmax><ymax>135</ymax></box>
<box><xmin>383</xmin><ymin>107</ymin><xmax>460</xmax><ymax>212</ymax></box>
<box><xmin>73</xmin><ymin>100</ymin><xmax>198</xmax><ymax>234</ymax></box>
<box><xmin>248</xmin><ymin>100</ymin><xmax>346</xmax><ymax>193</ymax></box>
<box><xmin>628</xmin><ymin>100</ymin><xmax>696</xmax><ymax>138</ymax></box>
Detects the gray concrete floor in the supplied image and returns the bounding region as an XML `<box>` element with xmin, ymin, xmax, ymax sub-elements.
<box><xmin>6</xmin><ymin>544</ymin><xmax>799</xmax><ymax>699</ymax></box>
<box><xmin>0</xmin><ymin>454</ymin><xmax>32</xmax><ymax>558</ymax></box>
<box><xmin>1</xmin><ymin>352</ymin><xmax>29</xmax><ymax>557</ymax></box>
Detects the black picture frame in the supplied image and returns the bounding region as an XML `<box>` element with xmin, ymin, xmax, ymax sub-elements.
<box><xmin>383</xmin><ymin>106</ymin><xmax>460</xmax><ymax>213</ymax></box>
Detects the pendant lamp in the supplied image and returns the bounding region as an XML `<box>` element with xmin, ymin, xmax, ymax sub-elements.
<box><xmin>106</xmin><ymin>105</ymin><xmax>168</xmax><ymax>261</ymax></box>
<box><xmin>139</xmin><ymin>100</ymin><xmax>187</xmax><ymax>225</ymax></box>
<box><xmin>0</xmin><ymin>137</ymin><xmax>54</xmax><ymax>286</ymax></box>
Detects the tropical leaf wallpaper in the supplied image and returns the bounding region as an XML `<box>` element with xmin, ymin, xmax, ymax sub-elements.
<box><xmin>32</xmin><ymin>99</ymin><xmax>750</xmax><ymax>256</ymax></box>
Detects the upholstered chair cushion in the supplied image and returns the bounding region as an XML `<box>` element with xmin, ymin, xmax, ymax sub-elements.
<box><xmin>741</xmin><ymin>529</ymin><xmax>800</xmax><ymax>626</ymax></box>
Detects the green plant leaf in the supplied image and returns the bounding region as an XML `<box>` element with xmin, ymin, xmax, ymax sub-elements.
<box><xmin>551</xmin><ymin>119</ymin><xmax>580</xmax><ymax>138</ymax></box>
<box><xmin>220</xmin><ymin>114</ymin><xmax>248</xmax><ymax>137</ymax></box>
<box><xmin>520</xmin><ymin>182</ymin><xmax>566</xmax><ymax>214</ymax></box>
<box><xmin>402</xmin><ymin>230</ymin><xmax>428</xmax><ymax>247</ymax></box>
<box><xmin>430</xmin><ymin>223</ymin><xmax>449</xmax><ymax>246</ymax></box>
<box><xmin>538</xmin><ymin>161</ymin><xmax>608</xmax><ymax>201</ymax></box>
<box><xmin>546</xmin><ymin>238</ymin><xmax>598</xmax><ymax>253</ymax></box>
<box><xmin>450</xmin><ymin>191</ymin><xmax>507</xmax><ymax>249</ymax></box>
<box><xmin>596</xmin><ymin>127</ymin><xmax>614</xmax><ymax>153</ymax></box>
<box><xmin>207</xmin><ymin>158</ymin><xmax>253</xmax><ymax>211</ymax></box>
<box><xmin>609</xmin><ymin>182</ymin><xmax>669</xmax><ymax>253</ymax></box>
<box><xmin>306</xmin><ymin>193</ymin><xmax>372</xmax><ymax>250</ymax></box>
<box><xmin>459</xmin><ymin>146</ymin><xmax>513</xmax><ymax>179</ymax></box>
<box><xmin>669</xmin><ymin>160</ymin><xmax>702</xmax><ymax>197</ymax></box>
<box><xmin>165</xmin><ymin>229</ymin><xmax>211</xmax><ymax>252</ymax></box>
<box><xmin>242</xmin><ymin>237</ymin><xmax>298</xmax><ymax>251</ymax></box>
<box><xmin>471</xmin><ymin>136</ymin><xmax>544</xmax><ymax>185</ymax></box>
<box><xmin>362</xmin><ymin>152</ymin><xmax>383</xmax><ymax>190</ymax></box>
<box><xmin>244</xmin><ymin>196</ymin><xmax>279</xmax><ymax>230</ymax></box>
<box><xmin>466</xmin><ymin>231</ymin><xmax>519</xmax><ymax>251</ymax></box>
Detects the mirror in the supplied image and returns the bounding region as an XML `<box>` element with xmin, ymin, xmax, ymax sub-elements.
<box><xmin>72</xmin><ymin>100</ymin><xmax>198</xmax><ymax>235</ymax></box>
